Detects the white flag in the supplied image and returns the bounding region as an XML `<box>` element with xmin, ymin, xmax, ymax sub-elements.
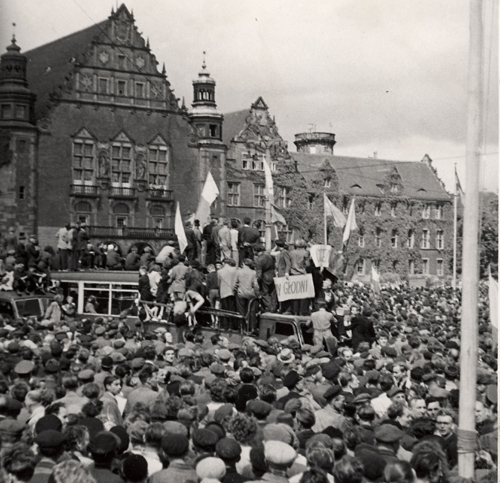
<box><xmin>193</xmin><ymin>171</ymin><xmax>220</xmax><ymax>225</ymax></box>
<box><xmin>371</xmin><ymin>265</ymin><xmax>381</xmax><ymax>293</ymax></box>
<box><xmin>263</xmin><ymin>153</ymin><xmax>274</xmax><ymax>201</ymax></box>
<box><xmin>271</xmin><ymin>203</ymin><xmax>286</xmax><ymax>225</ymax></box>
<box><xmin>342</xmin><ymin>198</ymin><xmax>358</xmax><ymax>245</ymax></box>
<box><xmin>175</xmin><ymin>202</ymin><xmax>187</xmax><ymax>254</ymax></box>
<box><xmin>324</xmin><ymin>193</ymin><xmax>346</xmax><ymax>228</ymax></box>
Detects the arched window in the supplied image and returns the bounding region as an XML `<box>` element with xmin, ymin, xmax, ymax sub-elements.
<box><xmin>113</xmin><ymin>203</ymin><xmax>130</xmax><ymax>228</ymax></box>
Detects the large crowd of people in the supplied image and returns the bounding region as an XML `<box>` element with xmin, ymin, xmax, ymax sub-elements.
<box><xmin>0</xmin><ymin>219</ymin><xmax>497</xmax><ymax>483</ymax></box>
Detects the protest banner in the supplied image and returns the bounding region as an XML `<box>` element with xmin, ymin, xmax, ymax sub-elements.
<box><xmin>274</xmin><ymin>274</ymin><xmax>315</xmax><ymax>302</ymax></box>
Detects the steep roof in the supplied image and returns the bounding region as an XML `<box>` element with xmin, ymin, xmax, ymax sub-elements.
<box><xmin>24</xmin><ymin>21</ymin><xmax>107</xmax><ymax>119</ymax></box>
<box><xmin>292</xmin><ymin>152</ymin><xmax>451</xmax><ymax>201</ymax></box>
<box><xmin>222</xmin><ymin>109</ymin><xmax>249</xmax><ymax>146</ymax></box>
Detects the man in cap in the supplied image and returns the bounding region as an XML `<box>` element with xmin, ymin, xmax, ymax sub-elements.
<box><xmin>192</xmin><ymin>428</ymin><xmax>219</xmax><ymax>463</ymax></box>
<box><xmin>121</xmin><ymin>454</ymin><xmax>148</xmax><ymax>483</ymax></box>
<box><xmin>312</xmin><ymin>385</ymin><xmax>346</xmax><ymax>432</ymax></box>
<box><xmin>216</xmin><ymin>437</ymin><xmax>248</xmax><ymax>483</ymax></box>
<box><xmin>54</xmin><ymin>375</ymin><xmax>88</xmax><ymax>415</ymax></box>
<box><xmin>247</xmin><ymin>440</ymin><xmax>296</xmax><ymax>483</ymax></box>
<box><xmin>94</xmin><ymin>356</ymin><xmax>114</xmax><ymax>390</ymax></box>
<box><xmin>150</xmin><ymin>433</ymin><xmax>197</xmax><ymax>483</ymax></box>
<box><xmin>32</xmin><ymin>430</ymin><xmax>66</xmax><ymax>483</ymax></box>
<box><xmin>89</xmin><ymin>431</ymin><xmax>123</xmax><ymax>483</ymax></box>
<box><xmin>374</xmin><ymin>424</ymin><xmax>404</xmax><ymax>464</ymax></box>
<box><xmin>124</xmin><ymin>365</ymin><xmax>159</xmax><ymax>415</ymax></box>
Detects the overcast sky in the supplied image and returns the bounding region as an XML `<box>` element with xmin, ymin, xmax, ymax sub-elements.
<box><xmin>1</xmin><ymin>0</ymin><xmax>498</xmax><ymax>193</ymax></box>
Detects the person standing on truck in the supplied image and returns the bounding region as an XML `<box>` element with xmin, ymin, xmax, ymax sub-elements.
<box><xmin>217</xmin><ymin>258</ymin><xmax>237</xmax><ymax>330</ymax></box>
<box><xmin>307</xmin><ymin>299</ymin><xmax>337</xmax><ymax>351</ymax></box>
<box><xmin>125</xmin><ymin>246</ymin><xmax>141</xmax><ymax>271</ymax></box>
<box><xmin>288</xmin><ymin>239</ymin><xmax>311</xmax><ymax>316</ymax></box>
<box><xmin>55</xmin><ymin>224</ymin><xmax>70</xmax><ymax>271</ymax></box>
<box><xmin>254</xmin><ymin>245</ymin><xmax>276</xmax><ymax>313</ymax></box>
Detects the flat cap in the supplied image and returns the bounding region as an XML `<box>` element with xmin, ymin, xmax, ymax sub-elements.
<box><xmin>374</xmin><ymin>424</ymin><xmax>404</xmax><ymax>443</ymax></box>
<box><xmin>101</xmin><ymin>356</ymin><xmax>114</xmax><ymax>370</ymax></box>
<box><xmin>217</xmin><ymin>349</ymin><xmax>231</xmax><ymax>361</ymax></box>
<box><xmin>355</xmin><ymin>448</ymin><xmax>387</xmax><ymax>481</ymax></box>
<box><xmin>210</xmin><ymin>362</ymin><xmax>226</xmax><ymax>375</ymax></box>
<box><xmin>216</xmin><ymin>437</ymin><xmax>242</xmax><ymax>460</ymax></box>
<box><xmin>14</xmin><ymin>360</ymin><xmax>35</xmax><ymax>375</ymax></box>
<box><xmin>196</xmin><ymin>457</ymin><xmax>226</xmax><ymax>480</ymax></box>
<box><xmin>321</xmin><ymin>361</ymin><xmax>341</xmax><ymax>382</ymax></box>
<box><xmin>352</xmin><ymin>393</ymin><xmax>372</xmax><ymax>405</ymax></box>
<box><xmin>89</xmin><ymin>431</ymin><xmax>119</xmax><ymax>454</ymax></box>
<box><xmin>0</xmin><ymin>419</ymin><xmax>24</xmax><ymax>437</ymax></box>
<box><xmin>192</xmin><ymin>428</ymin><xmax>219</xmax><ymax>449</ymax></box>
<box><xmin>161</xmin><ymin>433</ymin><xmax>189</xmax><ymax>456</ymax></box>
<box><xmin>366</xmin><ymin>370</ymin><xmax>380</xmax><ymax>383</ymax></box>
<box><xmin>264</xmin><ymin>440</ymin><xmax>296</xmax><ymax>466</ymax></box>
<box><xmin>387</xmin><ymin>387</ymin><xmax>405</xmax><ymax>398</ymax></box>
<box><xmin>35</xmin><ymin>430</ymin><xmax>65</xmax><ymax>449</ymax></box>
<box><xmin>283</xmin><ymin>370</ymin><xmax>300</xmax><ymax>389</ymax></box>
<box><xmin>35</xmin><ymin>415</ymin><xmax>62</xmax><ymax>434</ymax></box>
<box><xmin>131</xmin><ymin>357</ymin><xmax>145</xmax><ymax>369</ymax></box>
<box><xmin>323</xmin><ymin>385</ymin><xmax>342</xmax><ymax>401</ymax></box>
<box><xmin>78</xmin><ymin>369</ymin><xmax>95</xmax><ymax>381</ymax></box>
<box><xmin>247</xmin><ymin>399</ymin><xmax>273</xmax><ymax>419</ymax></box>
<box><xmin>95</xmin><ymin>326</ymin><xmax>105</xmax><ymax>335</ymax></box>
<box><xmin>263</xmin><ymin>423</ymin><xmax>296</xmax><ymax>446</ymax></box>
<box><xmin>122</xmin><ymin>454</ymin><xmax>148</xmax><ymax>482</ymax></box>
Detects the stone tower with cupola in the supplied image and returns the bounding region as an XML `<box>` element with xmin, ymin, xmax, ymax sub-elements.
<box><xmin>0</xmin><ymin>36</ymin><xmax>38</xmax><ymax>237</ymax></box>
<box><xmin>188</xmin><ymin>57</ymin><xmax>227</xmax><ymax>219</ymax></box>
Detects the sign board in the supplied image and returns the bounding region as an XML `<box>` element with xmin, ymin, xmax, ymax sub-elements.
<box><xmin>309</xmin><ymin>244</ymin><xmax>333</xmax><ymax>268</ymax></box>
<box><xmin>274</xmin><ymin>274</ymin><xmax>315</xmax><ymax>302</ymax></box>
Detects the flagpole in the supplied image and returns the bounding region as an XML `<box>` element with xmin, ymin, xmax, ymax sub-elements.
<box><xmin>264</xmin><ymin>148</ymin><xmax>273</xmax><ymax>251</ymax></box>
<box><xmin>324</xmin><ymin>193</ymin><xmax>327</xmax><ymax>245</ymax></box>
<box><xmin>452</xmin><ymin>164</ymin><xmax>458</xmax><ymax>291</ymax></box>
<box><xmin>458</xmin><ymin>0</ymin><xmax>483</xmax><ymax>476</ymax></box>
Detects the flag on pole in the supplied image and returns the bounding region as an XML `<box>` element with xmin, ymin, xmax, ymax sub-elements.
<box><xmin>371</xmin><ymin>264</ymin><xmax>381</xmax><ymax>294</ymax></box>
<box><xmin>488</xmin><ymin>266</ymin><xmax>498</xmax><ymax>349</ymax></box>
<box><xmin>271</xmin><ymin>203</ymin><xmax>286</xmax><ymax>225</ymax></box>
<box><xmin>324</xmin><ymin>193</ymin><xmax>347</xmax><ymax>228</ymax></box>
<box><xmin>175</xmin><ymin>202</ymin><xmax>187</xmax><ymax>254</ymax></box>
<box><xmin>192</xmin><ymin>171</ymin><xmax>219</xmax><ymax>225</ymax></box>
<box><xmin>342</xmin><ymin>198</ymin><xmax>358</xmax><ymax>245</ymax></box>
<box><xmin>263</xmin><ymin>153</ymin><xmax>274</xmax><ymax>200</ymax></box>
<box><xmin>455</xmin><ymin>166</ymin><xmax>465</xmax><ymax>206</ymax></box>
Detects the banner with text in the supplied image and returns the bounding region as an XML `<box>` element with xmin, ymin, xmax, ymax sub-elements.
<box><xmin>309</xmin><ymin>244</ymin><xmax>333</xmax><ymax>269</ymax></box>
<box><xmin>274</xmin><ymin>274</ymin><xmax>315</xmax><ymax>302</ymax></box>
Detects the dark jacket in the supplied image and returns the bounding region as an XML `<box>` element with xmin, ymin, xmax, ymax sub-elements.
<box><xmin>344</xmin><ymin>315</ymin><xmax>376</xmax><ymax>351</ymax></box>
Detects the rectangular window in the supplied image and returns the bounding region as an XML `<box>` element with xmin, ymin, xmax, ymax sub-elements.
<box><xmin>407</xmin><ymin>230</ymin><xmax>415</xmax><ymax>248</ymax></box>
<box><xmin>357</xmin><ymin>259</ymin><xmax>365</xmax><ymax>275</ymax></box>
<box><xmin>253</xmin><ymin>184</ymin><xmax>265</xmax><ymax>208</ymax></box>
<box><xmin>73</xmin><ymin>140</ymin><xmax>94</xmax><ymax>184</ymax></box>
<box><xmin>421</xmin><ymin>229</ymin><xmax>430</xmax><ymax>249</ymax></box>
<box><xmin>135</xmin><ymin>82</ymin><xmax>144</xmax><ymax>98</ymax></box>
<box><xmin>375</xmin><ymin>204</ymin><xmax>381</xmax><ymax>216</ymax></box>
<box><xmin>242</xmin><ymin>159</ymin><xmax>249</xmax><ymax>170</ymax></box>
<box><xmin>1</xmin><ymin>104</ymin><xmax>11</xmax><ymax>119</ymax></box>
<box><xmin>148</xmin><ymin>147</ymin><xmax>169</xmax><ymax>186</ymax></box>
<box><xmin>390</xmin><ymin>183</ymin><xmax>398</xmax><ymax>194</ymax></box>
<box><xmin>408</xmin><ymin>260</ymin><xmax>415</xmax><ymax>275</ymax></box>
<box><xmin>358</xmin><ymin>234</ymin><xmax>365</xmax><ymax>247</ymax></box>
<box><xmin>99</xmin><ymin>78</ymin><xmax>108</xmax><ymax>94</ymax></box>
<box><xmin>15</xmin><ymin>105</ymin><xmax>26</xmax><ymax>119</ymax></box>
<box><xmin>422</xmin><ymin>204</ymin><xmax>430</xmax><ymax>219</ymax></box>
<box><xmin>209</xmin><ymin>125</ymin><xmax>218</xmax><ymax>137</ymax></box>
<box><xmin>117</xmin><ymin>80</ymin><xmax>126</xmax><ymax>96</ymax></box>
<box><xmin>278</xmin><ymin>186</ymin><xmax>291</xmax><ymax>209</ymax></box>
<box><xmin>227</xmin><ymin>182</ymin><xmax>240</xmax><ymax>206</ymax></box>
<box><xmin>117</xmin><ymin>55</ymin><xmax>126</xmax><ymax>70</ymax></box>
<box><xmin>324</xmin><ymin>179</ymin><xmax>331</xmax><ymax>188</ymax></box>
<box><xmin>19</xmin><ymin>186</ymin><xmax>25</xmax><ymax>200</ymax></box>
<box><xmin>391</xmin><ymin>204</ymin><xmax>396</xmax><ymax>217</ymax></box>
<box><xmin>375</xmin><ymin>229</ymin><xmax>382</xmax><ymax>248</ymax></box>
<box><xmin>17</xmin><ymin>139</ymin><xmax>26</xmax><ymax>153</ymax></box>
<box><xmin>307</xmin><ymin>195</ymin><xmax>314</xmax><ymax>211</ymax></box>
<box><xmin>116</xmin><ymin>216</ymin><xmax>128</xmax><ymax>228</ymax></box>
<box><xmin>111</xmin><ymin>144</ymin><xmax>132</xmax><ymax>186</ymax></box>
<box><xmin>435</xmin><ymin>205</ymin><xmax>443</xmax><ymax>219</ymax></box>
<box><xmin>437</xmin><ymin>259</ymin><xmax>444</xmax><ymax>276</ymax></box>
<box><xmin>373</xmin><ymin>259</ymin><xmax>381</xmax><ymax>270</ymax></box>
<box><xmin>391</xmin><ymin>231</ymin><xmax>398</xmax><ymax>248</ymax></box>
<box><xmin>436</xmin><ymin>230</ymin><xmax>444</xmax><ymax>249</ymax></box>
<box><xmin>422</xmin><ymin>258</ymin><xmax>429</xmax><ymax>275</ymax></box>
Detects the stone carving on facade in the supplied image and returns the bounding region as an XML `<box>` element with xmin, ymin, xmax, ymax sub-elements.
<box><xmin>135</xmin><ymin>153</ymin><xmax>146</xmax><ymax>180</ymax></box>
<box><xmin>114</xmin><ymin>18</ymin><xmax>131</xmax><ymax>44</ymax></box>
<box><xmin>98</xmin><ymin>51</ymin><xmax>109</xmax><ymax>65</ymax></box>
<box><xmin>98</xmin><ymin>149</ymin><xmax>110</xmax><ymax>177</ymax></box>
<box><xmin>80</xmin><ymin>74</ymin><xmax>93</xmax><ymax>92</ymax></box>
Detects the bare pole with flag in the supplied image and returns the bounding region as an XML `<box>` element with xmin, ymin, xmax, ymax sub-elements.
<box><xmin>342</xmin><ymin>197</ymin><xmax>358</xmax><ymax>246</ymax></box>
<box><xmin>174</xmin><ymin>202</ymin><xmax>187</xmax><ymax>254</ymax></box>
<box><xmin>453</xmin><ymin>164</ymin><xmax>459</xmax><ymax>290</ymax></box>
<box><xmin>324</xmin><ymin>193</ymin><xmax>347</xmax><ymax>245</ymax></box>
<box><xmin>263</xmin><ymin>148</ymin><xmax>275</xmax><ymax>250</ymax></box>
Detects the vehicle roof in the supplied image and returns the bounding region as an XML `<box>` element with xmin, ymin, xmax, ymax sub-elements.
<box><xmin>51</xmin><ymin>271</ymin><xmax>138</xmax><ymax>283</ymax></box>
<box><xmin>0</xmin><ymin>291</ymin><xmax>53</xmax><ymax>302</ymax></box>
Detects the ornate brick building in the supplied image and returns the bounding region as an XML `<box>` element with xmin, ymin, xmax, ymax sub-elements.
<box><xmin>0</xmin><ymin>5</ymin><xmax>226</xmax><ymax>253</ymax></box>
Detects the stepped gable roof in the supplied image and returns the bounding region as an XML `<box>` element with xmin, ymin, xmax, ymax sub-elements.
<box><xmin>222</xmin><ymin>109</ymin><xmax>250</xmax><ymax>146</ymax></box>
<box><xmin>291</xmin><ymin>152</ymin><xmax>450</xmax><ymax>201</ymax></box>
<box><xmin>25</xmin><ymin>20</ymin><xmax>106</xmax><ymax>119</ymax></box>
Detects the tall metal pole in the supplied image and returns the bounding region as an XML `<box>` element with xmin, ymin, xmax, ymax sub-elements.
<box><xmin>452</xmin><ymin>173</ymin><xmax>458</xmax><ymax>291</ymax></box>
<box><xmin>264</xmin><ymin>148</ymin><xmax>274</xmax><ymax>251</ymax></box>
<box><xmin>458</xmin><ymin>0</ymin><xmax>484</xmax><ymax>477</ymax></box>
<box><xmin>324</xmin><ymin>193</ymin><xmax>328</xmax><ymax>245</ymax></box>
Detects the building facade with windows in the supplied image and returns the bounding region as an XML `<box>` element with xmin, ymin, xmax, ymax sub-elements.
<box><xmin>0</xmin><ymin>5</ymin><xmax>226</xmax><ymax>253</ymax></box>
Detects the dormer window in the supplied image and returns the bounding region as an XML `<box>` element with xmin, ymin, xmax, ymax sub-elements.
<box><xmin>324</xmin><ymin>178</ymin><xmax>331</xmax><ymax>188</ymax></box>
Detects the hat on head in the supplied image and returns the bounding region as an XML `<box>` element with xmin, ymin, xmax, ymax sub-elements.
<box><xmin>321</xmin><ymin>361</ymin><xmax>341</xmax><ymax>382</ymax></box>
<box><xmin>122</xmin><ymin>454</ymin><xmax>148</xmax><ymax>482</ymax></box>
<box><xmin>78</xmin><ymin>369</ymin><xmax>95</xmax><ymax>382</ymax></box>
<box><xmin>352</xmin><ymin>393</ymin><xmax>372</xmax><ymax>405</ymax></box>
<box><xmin>131</xmin><ymin>358</ymin><xmax>145</xmax><ymax>370</ymax></box>
<box><xmin>0</xmin><ymin>419</ymin><xmax>24</xmax><ymax>439</ymax></box>
<box><xmin>283</xmin><ymin>370</ymin><xmax>300</xmax><ymax>389</ymax></box>
<box><xmin>355</xmin><ymin>448</ymin><xmax>387</xmax><ymax>481</ymax></box>
<box><xmin>214</xmin><ymin>404</ymin><xmax>234</xmax><ymax>424</ymax></box>
<box><xmin>387</xmin><ymin>387</ymin><xmax>405</xmax><ymax>399</ymax></box>
<box><xmin>110</xmin><ymin>352</ymin><xmax>126</xmax><ymax>363</ymax></box>
<box><xmin>263</xmin><ymin>423</ymin><xmax>296</xmax><ymax>446</ymax></box>
<box><xmin>89</xmin><ymin>431</ymin><xmax>119</xmax><ymax>455</ymax></box>
<box><xmin>277</xmin><ymin>348</ymin><xmax>295</xmax><ymax>364</ymax></box>
<box><xmin>35</xmin><ymin>415</ymin><xmax>62</xmax><ymax>434</ymax></box>
<box><xmin>374</xmin><ymin>424</ymin><xmax>404</xmax><ymax>443</ymax></box>
<box><xmin>323</xmin><ymin>385</ymin><xmax>342</xmax><ymax>401</ymax></box>
<box><xmin>264</xmin><ymin>440</ymin><xmax>296</xmax><ymax>466</ymax></box>
<box><xmin>216</xmin><ymin>438</ymin><xmax>242</xmax><ymax>460</ymax></box>
<box><xmin>247</xmin><ymin>399</ymin><xmax>273</xmax><ymax>419</ymax></box>
<box><xmin>366</xmin><ymin>370</ymin><xmax>380</xmax><ymax>383</ymax></box>
<box><xmin>162</xmin><ymin>421</ymin><xmax>188</xmax><ymax>437</ymax></box>
<box><xmin>101</xmin><ymin>356</ymin><xmax>113</xmax><ymax>370</ymax></box>
<box><xmin>14</xmin><ymin>360</ymin><xmax>35</xmax><ymax>375</ymax></box>
<box><xmin>192</xmin><ymin>428</ymin><xmax>219</xmax><ymax>450</ymax></box>
<box><xmin>161</xmin><ymin>433</ymin><xmax>189</xmax><ymax>456</ymax></box>
<box><xmin>34</xmin><ymin>430</ymin><xmax>65</xmax><ymax>450</ymax></box>
<box><xmin>196</xmin><ymin>457</ymin><xmax>226</xmax><ymax>481</ymax></box>
<box><xmin>216</xmin><ymin>349</ymin><xmax>231</xmax><ymax>362</ymax></box>
<box><xmin>210</xmin><ymin>362</ymin><xmax>226</xmax><ymax>375</ymax></box>
<box><xmin>109</xmin><ymin>426</ymin><xmax>130</xmax><ymax>454</ymax></box>
<box><xmin>95</xmin><ymin>326</ymin><xmax>105</xmax><ymax>336</ymax></box>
